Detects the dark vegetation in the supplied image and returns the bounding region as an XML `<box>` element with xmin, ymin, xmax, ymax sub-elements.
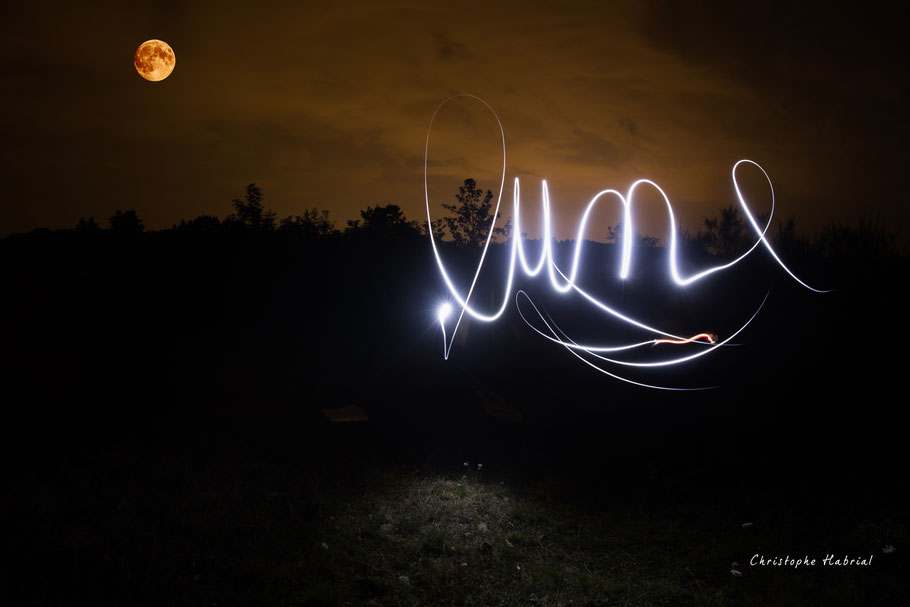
<box><xmin>1</xmin><ymin>180</ymin><xmax>907</xmax><ymax>605</ymax></box>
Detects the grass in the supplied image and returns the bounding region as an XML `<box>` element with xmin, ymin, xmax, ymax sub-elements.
<box><xmin>3</xmin><ymin>434</ymin><xmax>905</xmax><ymax>607</ymax></box>
<box><xmin>244</xmin><ymin>468</ymin><xmax>899</xmax><ymax>606</ymax></box>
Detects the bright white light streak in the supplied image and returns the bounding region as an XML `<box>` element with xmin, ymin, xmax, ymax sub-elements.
<box><xmin>424</xmin><ymin>95</ymin><xmax>827</xmax><ymax>387</ymax></box>
<box><xmin>516</xmin><ymin>290</ymin><xmax>766</xmax><ymax>369</ymax></box>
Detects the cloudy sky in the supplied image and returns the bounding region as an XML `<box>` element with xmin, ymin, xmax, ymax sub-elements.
<box><xmin>2</xmin><ymin>1</ymin><xmax>907</xmax><ymax>239</ymax></box>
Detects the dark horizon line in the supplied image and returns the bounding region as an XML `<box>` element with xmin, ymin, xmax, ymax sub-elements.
<box><xmin>3</xmin><ymin>209</ymin><xmax>903</xmax><ymax>248</ymax></box>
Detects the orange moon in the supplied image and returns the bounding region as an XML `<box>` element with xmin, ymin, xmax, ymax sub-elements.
<box><xmin>134</xmin><ymin>39</ymin><xmax>175</xmax><ymax>82</ymax></box>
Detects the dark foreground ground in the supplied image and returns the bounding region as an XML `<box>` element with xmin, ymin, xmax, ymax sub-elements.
<box><xmin>1</xmin><ymin>231</ymin><xmax>907</xmax><ymax>605</ymax></box>
<box><xmin>2</xmin><ymin>403</ymin><xmax>906</xmax><ymax>607</ymax></box>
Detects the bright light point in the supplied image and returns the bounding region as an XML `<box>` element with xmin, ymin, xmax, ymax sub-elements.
<box><xmin>438</xmin><ymin>303</ymin><xmax>453</xmax><ymax>323</ymax></box>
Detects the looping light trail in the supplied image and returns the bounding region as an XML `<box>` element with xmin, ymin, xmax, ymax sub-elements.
<box><xmin>424</xmin><ymin>95</ymin><xmax>827</xmax><ymax>389</ymax></box>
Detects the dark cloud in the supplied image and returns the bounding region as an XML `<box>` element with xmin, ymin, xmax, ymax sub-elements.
<box><xmin>617</xmin><ymin>117</ymin><xmax>638</xmax><ymax>137</ymax></box>
<box><xmin>558</xmin><ymin>129</ymin><xmax>629</xmax><ymax>167</ymax></box>
<box><xmin>435</xmin><ymin>33</ymin><xmax>474</xmax><ymax>62</ymax></box>
<box><xmin>632</xmin><ymin>1</ymin><xmax>909</xmax><ymax>142</ymax></box>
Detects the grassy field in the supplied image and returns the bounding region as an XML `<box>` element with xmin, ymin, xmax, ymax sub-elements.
<box><xmin>3</xmin><ymin>416</ymin><xmax>905</xmax><ymax>606</ymax></box>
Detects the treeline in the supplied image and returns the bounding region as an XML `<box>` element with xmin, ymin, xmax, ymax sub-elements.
<box><xmin>3</xmin><ymin>179</ymin><xmax>905</xmax><ymax>267</ymax></box>
<box><xmin>52</xmin><ymin>183</ymin><xmax>424</xmax><ymax>241</ymax></box>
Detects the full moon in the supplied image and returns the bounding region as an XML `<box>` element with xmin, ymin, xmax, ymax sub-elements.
<box><xmin>134</xmin><ymin>39</ymin><xmax>175</xmax><ymax>82</ymax></box>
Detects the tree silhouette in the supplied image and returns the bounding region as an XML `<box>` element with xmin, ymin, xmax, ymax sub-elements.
<box><xmin>696</xmin><ymin>205</ymin><xmax>763</xmax><ymax>256</ymax></box>
<box><xmin>705</xmin><ymin>206</ymin><xmax>745</xmax><ymax>256</ymax></box>
<box><xmin>345</xmin><ymin>203</ymin><xmax>420</xmax><ymax>237</ymax></box>
<box><xmin>440</xmin><ymin>178</ymin><xmax>499</xmax><ymax>247</ymax></box>
<box><xmin>493</xmin><ymin>216</ymin><xmax>513</xmax><ymax>243</ymax></box>
<box><xmin>280</xmin><ymin>208</ymin><xmax>336</xmax><ymax>238</ymax></box>
<box><xmin>230</xmin><ymin>183</ymin><xmax>276</xmax><ymax>230</ymax></box>
<box><xmin>423</xmin><ymin>216</ymin><xmax>447</xmax><ymax>241</ymax></box>
<box><xmin>75</xmin><ymin>216</ymin><xmax>100</xmax><ymax>232</ymax></box>
<box><xmin>175</xmin><ymin>215</ymin><xmax>223</xmax><ymax>233</ymax></box>
<box><xmin>108</xmin><ymin>209</ymin><xmax>144</xmax><ymax>233</ymax></box>
<box><xmin>605</xmin><ymin>221</ymin><xmax>660</xmax><ymax>248</ymax></box>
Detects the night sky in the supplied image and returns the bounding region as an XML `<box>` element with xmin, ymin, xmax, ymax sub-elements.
<box><xmin>3</xmin><ymin>1</ymin><xmax>907</xmax><ymax>239</ymax></box>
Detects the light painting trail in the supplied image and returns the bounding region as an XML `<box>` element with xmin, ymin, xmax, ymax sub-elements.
<box><xmin>653</xmin><ymin>333</ymin><xmax>717</xmax><ymax>346</ymax></box>
<box><xmin>425</xmin><ymin>95</ymin><xmax>826</xmax><ymax>389</ymax></box>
